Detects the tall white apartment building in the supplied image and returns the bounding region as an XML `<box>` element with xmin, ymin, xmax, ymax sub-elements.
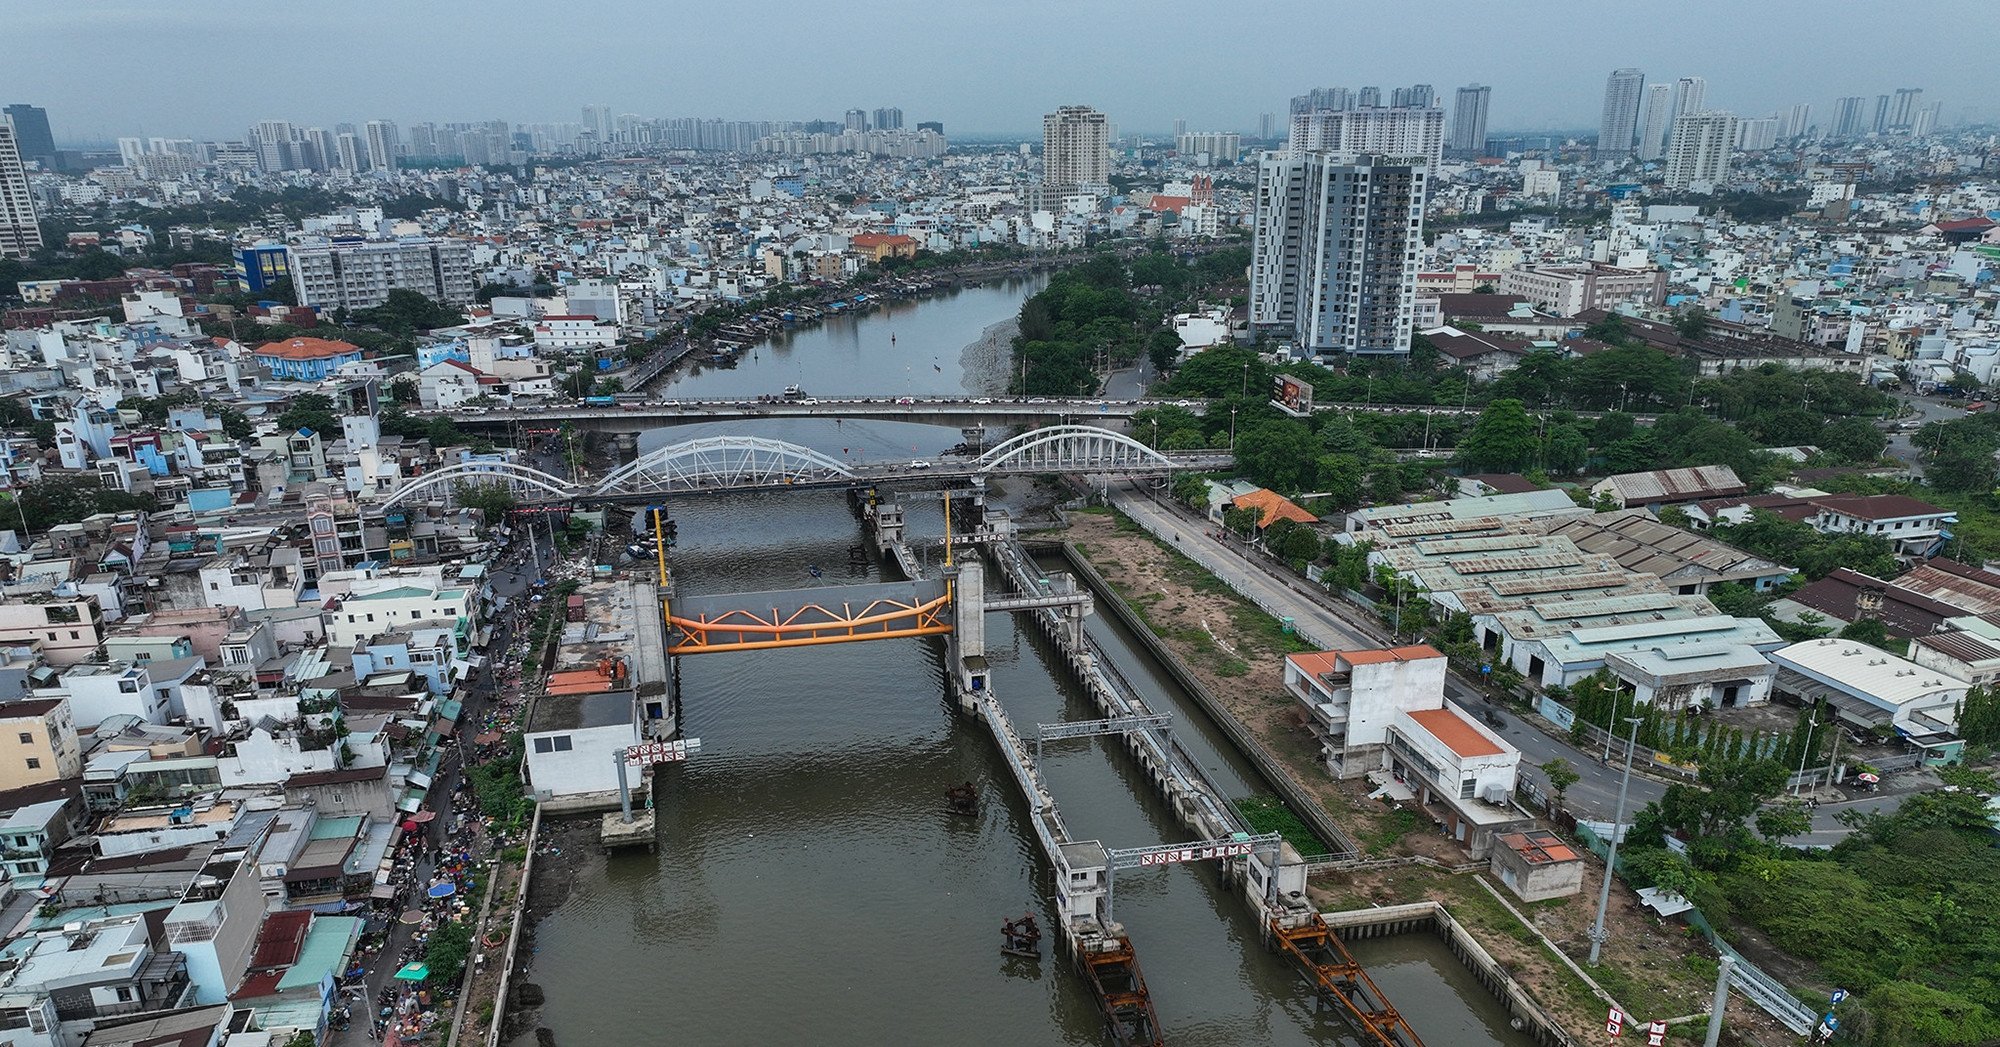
<box><xmin>1041</xmin><ymin>105</ymin><xmax>1110</xmax><ymax>191</ymax></box>
<box><xmin>1735</xmin><ymin>117</ymin><xmax>1779</xmax><ymax>152</ymax></box>
<box><xmin>364</xmin><ymin>120</ymin><xmax>399</xmax><ymax>171</ymax></box>
<box><xmin>1287</xmin><ymin>104</ymin><xmax>1443</xmax><ymax>177</ymax></box>
<box><xmin>1174</xmin><ymin>131</ymin><xmax>1241</xmax><ymax>162</ymax></box>
<box><xmin>1671</xmin><ymin>77</ymin><xmax>1708</xmax><ymax>125</ymax></box>
<box><xmin>1664</xmin><ymin>111</ymin><xmax>1737</xmax><ymax>189</ymax></box>
<box><xmin>1598</xmin><ymin>68</ymin><xmax>1646</xmax><ymax>155</ymax></box>
<box><xmin>1450</xmin><ymin>84</ymin><xmax>1490</xmax><ymax>155</ymax></box>
<box><xmin>1636</xmin><ymin>84</ymin><xmax>1674</xmax><ymax>161</ymax></box>
<box><xmin>286</xmin><ymin>237</ymin><xmax>475</xmax><ymax>310</ymax></box>
<box><xmin>334</xmin><ymin>132</ymin><xmax>366</xmax><ymax>174</ymax></box>
<box><xmin>1251</xmin><ymin>153</ymin><xmax>1425</xmax><ymax>358</ymax></box>
<box><xmin>0</xmin><ymin>118</ymin><xmax>41</xmax><ymax>259</ymax></box>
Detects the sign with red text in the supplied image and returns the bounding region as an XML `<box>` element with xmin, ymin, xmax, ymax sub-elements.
<box><xmin>1137</xmin><ymin>842</ymin><xmax>1253</xmax><ymax>867</ymax></box>
<box><xmin>1605</xmin><ymin>1007</ymin><xmax>1624</xmax><ymax>1037</ymax></box>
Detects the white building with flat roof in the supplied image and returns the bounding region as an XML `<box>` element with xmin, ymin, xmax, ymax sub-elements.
<box><xmin>1384</xmin><ymin>703</ymin><xmax>1526</xmax><ymax>856</ymax></box>
<box><xmin>1770</xmin><ymin>638</ymin><xmax>1966</xmax><ymax>735</ymax></box>
<box><xmin>1284</xmin><ymin>645</ymin><xmax>1447</xmax><ymax>777</ymax></box>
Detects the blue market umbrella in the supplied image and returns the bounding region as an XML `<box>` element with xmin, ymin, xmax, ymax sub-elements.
<box><xmin>427</xmin><ymin>882</ymin><xmax>457</xmax><ymax>899</ymax></box>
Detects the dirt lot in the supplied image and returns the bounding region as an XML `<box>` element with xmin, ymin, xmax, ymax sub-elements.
<box><xmin>1063</xmin><ymin>511</ymin><xmax>1793</xmax><ymax>1046</ymax></box>
<box><xmin>1069</xmin><ymin>511</ymin><xmax>1473</xmax><ymax>863</ymax></box>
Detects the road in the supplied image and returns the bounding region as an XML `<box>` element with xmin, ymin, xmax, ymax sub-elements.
<box><xmin>1883</xmin><ymin>389</ymin><xmax>1959</xmax><ymax>472</ymax></box>
<box><xmin>1105</xmin><ymin>484</ymin><xmax>1927</xmax><ymax>843</ymax></box>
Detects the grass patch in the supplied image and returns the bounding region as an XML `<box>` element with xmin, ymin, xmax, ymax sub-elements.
<box><xmin>1236</xmin><ymin>794</ymin><xmax>1330</xmax><ymax>857</ymax></box>
<box><xmin>1363</xmin><ymin>808</ymin><xmax>1422</xmax><ymax>854</ymax></box>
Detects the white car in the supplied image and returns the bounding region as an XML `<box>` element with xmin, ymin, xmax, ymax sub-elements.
<box><xmin>908</xmin><ymin>460</ymin><xmax>932</xmax><ymax>469</ymax></box>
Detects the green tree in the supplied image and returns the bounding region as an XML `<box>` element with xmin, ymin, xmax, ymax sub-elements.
<box><xmin>1458</xmin><ymin>398</ymin><xmax>1539</xmax><ymax>472</ymax></box>
<box><xmin>453</xmin><ymin>482</ymin><xmax>517</xmax><ymax>520</ymax></box>
<box><xmin>1649</xmin><ymin>755</ymin><xmax>1789</xmax><ymax>868</ymax></box>
<box><xmin>1539</xmin><ymin>757</ymin><xmax>1581</xmax><ymax>809</ymax></box>
<box><xmin>1838</xmin><ymin>617</ymin><xmax>1898</xmax><ymax>651</ymax></box>
<box><xmin>1755</xmin><ymin>799</ymin><xmax>1811</xmax><ymax>842</ymax></box>
<box><xmin>1222</xmin><ymin>505</ymin><xmax>1260</xmax><ymax>540</ymax></box>
<box><xmin>274</xmin><ymin>392</ymin><xmax>339</xmax><ymax>436</ymax></box>
<box><xmin>1542</xmin><ymin>423</ymin><xmax>1590</xmax><ymax>474</ymax></box>
<box><xmin>1673</xmin><ymin>307</ymin><xmax>1711</xmax><ymax>340</ymax></box>
<box><xmin>423</xmin><ymin>920</ymin><xmax>474</xmax><ymax>986</ymax></box>
<box><xmin>1235</xmin><ymin>419</ymin><xmax>1321</xmax><ymax>492</ymax></box>
<box><xmin>4</xmin><ymin>475</ymin><xmax>155</xmax><ymax>534</ymax></box>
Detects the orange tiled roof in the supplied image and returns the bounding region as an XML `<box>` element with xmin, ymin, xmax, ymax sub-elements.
<box><xmin>255</xmin><ymin>336</ymin><xmax>361</xmax><ymax>360</ymax></box>
<box><xmin>1231</xmin><ymin>488</ymin><xmax>1319</xmax><ymax>528</ymax></box>
<box><xmin>1406</xmin><ymin>706</ymin><xmax>1503</xmax><ymax>758</ymax></box>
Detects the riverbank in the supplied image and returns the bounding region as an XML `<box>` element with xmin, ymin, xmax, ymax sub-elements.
<box><xmin>1053</xmin><ymin>508</ymin><xmax>1793</xmax><ymax>1047</ymax></box>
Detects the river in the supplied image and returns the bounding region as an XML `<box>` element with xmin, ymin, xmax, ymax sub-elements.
<box><xmin>524</xmin><ymin>283</ymin><xmax>1535</xmax><ymax>1046</ymax></box>
<box><xmin>663</xmin><ymin>275</ymin><xmax>1046</xmax><ymax>401</ymax></box>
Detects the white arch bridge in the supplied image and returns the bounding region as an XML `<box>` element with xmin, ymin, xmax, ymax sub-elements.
<box><xmin>376</xmin><ymin>426</ymin><xmax>1230</xmax><ymax>510</ymax></box>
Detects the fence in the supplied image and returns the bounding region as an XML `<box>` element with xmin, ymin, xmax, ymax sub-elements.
<box><xmin>1573</xmin><ymin>824</ymin><xmax>1816</xmax><ymax>1035</ymax></box>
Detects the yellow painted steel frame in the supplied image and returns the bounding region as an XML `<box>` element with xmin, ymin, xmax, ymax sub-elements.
<box><xmin>1270</xmin><ymin>916</ymin><xmax>1425</xmax><ymax>1047</ymax></box>
<box><xmin>668</xmin><ymin>591</ymin><xmax>954</xmax><ymax>654</ymax></box>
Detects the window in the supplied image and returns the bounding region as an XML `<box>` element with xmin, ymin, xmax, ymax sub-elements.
<box><xmin>25</xmin><ymin>759</ymin><xmax>39</xmax><ymax>770</ymax></box>
<box><xmin>114</xmin><ymin>987</ymin><xmax>134</xmax><ymax>1003</ymax></box>
<box><xmin>1460</xmin><ymin>778</ymin><xmax>1477</xmax><ymax>799</ymax></box>
<box><xmin>532</xmin><ymin>737</ymin><xmax>553</xmax><ymax>754</ymax></box>
<box><xmin>16</xmin><ymin>733</ymin><xmax>29</xmax><ymax>744</ymax></box>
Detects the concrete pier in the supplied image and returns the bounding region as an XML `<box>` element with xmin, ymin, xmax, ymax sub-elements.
<box><xmin>600</xmin><ymin>810</ymin><xmax>657</xmax><ymax>851</ymax></box>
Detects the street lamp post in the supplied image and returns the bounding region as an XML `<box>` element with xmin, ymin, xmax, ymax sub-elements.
<box><xmin>1792</xmin><ymin>714</ymin><xmax>1825</xmax><ymax>797</ymax></box>
<box><xmin>1241</xmin><ymin>361</ymin><xmax>1250</xmax><ymax>397</ymax></box>
<box><xmin>1588</xmin><ymin>715</ymin><xmax>1644</xmax><ymax>966</ymax></box>
<box><xmin>1228</xmin><ymin>406</ymin><xmax>1238</xmax><ymax>452</ymax></box>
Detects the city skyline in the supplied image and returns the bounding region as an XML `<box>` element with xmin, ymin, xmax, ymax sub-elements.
<box><xmin>8</xmin><ymin>0</ymin><xmax>1996</xmax><ymax>143</ymax></box>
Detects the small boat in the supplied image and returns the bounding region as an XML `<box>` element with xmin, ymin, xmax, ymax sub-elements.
<box><xmin>1001</xmin><ymin>912</ymin><xmax>1042</xmax><ymax>959</ymax></box>
<box><xmin>945</xmin><ymin>781</ymin><xmax>979</xmax><ymax>817</ymax></box>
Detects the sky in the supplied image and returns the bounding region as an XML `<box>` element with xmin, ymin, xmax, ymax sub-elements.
<box><xmin>9</xmin><ymin>0</ymin><xmax>1999</xmax><ymax>144</ymax></box>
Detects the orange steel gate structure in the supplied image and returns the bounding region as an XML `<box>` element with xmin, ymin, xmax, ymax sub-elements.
<box><xmin>664</xmin><ymin>581</ymin><xmax>952</xmax><ymax>654</ymax></box>
<box><xmin>1271</xmin><ymin>914</ymin><xmax>1427</xmax><ymax>1047</ymax></box>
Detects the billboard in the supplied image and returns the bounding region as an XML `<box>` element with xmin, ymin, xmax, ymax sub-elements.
<box><xmin>1272</xmin><ymin>375</ymin><xmax>1314</xmax><ymax>416</ymax></box>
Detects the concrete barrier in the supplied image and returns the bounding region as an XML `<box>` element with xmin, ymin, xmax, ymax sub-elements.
<box><xmin>486</xmin><ymin>804</ymin><xmax>543</xmax><ymax>1047</ymax></box>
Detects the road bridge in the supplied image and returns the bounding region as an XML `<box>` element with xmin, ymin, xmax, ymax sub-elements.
<box><xmin>435</xmin><ymin>396</ymin><xmax>1176</xmax><ymax>433</ymax></box>
<box><xmin>376</xmin><ymin>427</ymin><xmax>1231</xmax><ymax>510</ymax></box>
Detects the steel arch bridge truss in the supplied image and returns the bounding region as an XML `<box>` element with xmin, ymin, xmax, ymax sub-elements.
<box><xmin>666</xmin><ymin>579</ymin><xmax>952</xmax><ymax>654</ymax></box>
<box><xmin>378</xmin><ymin>462</ymin><xmax>577</xmax><ymax>512</ymax></box>
<box><xmin>976</xmin><ymin>425</ymin><xmax>1173</xmax><ymax>474</ymax></box>
<box><xmin>595</xmin><ymin>436</ymin><xmax>857</xmax><ymax>496</ymax></box>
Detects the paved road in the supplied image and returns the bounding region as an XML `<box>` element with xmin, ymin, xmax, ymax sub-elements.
<box><xmin>1105</xmin><ymin>483</ymin><xmax>1928</xmax><ymax>842</ymax></box>
<box><xmin>1883</xmin><ymin>389</ymin><xmax>1960</xmax><ymax>472</ymax></box>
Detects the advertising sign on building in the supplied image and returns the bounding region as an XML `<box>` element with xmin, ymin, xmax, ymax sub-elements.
<box><xmin>1272</xmin><ymin>375</ymin><xmax>1314</xmax><ymax>416</ymax></box>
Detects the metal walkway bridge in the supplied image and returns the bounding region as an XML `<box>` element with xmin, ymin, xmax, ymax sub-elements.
<box><xmin>376</xmin><ymin>426</ymin><xmax>1230</xmax><ymax>510</ymax></box>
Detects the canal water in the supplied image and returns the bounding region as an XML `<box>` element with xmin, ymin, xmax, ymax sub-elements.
<box><xmin>662</xmin><ymin>275</ymin><xmax>1046</xmax><ymax>401</ymax></box>
<box><xmin>526</xmin><ymin>285</ymin><xmax>1536</xmax><ymax>1046</ymax></box>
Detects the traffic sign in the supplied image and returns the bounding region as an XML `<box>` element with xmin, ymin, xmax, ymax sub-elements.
<box><xmin>1645</xmin><ymin>1020</ymin><xmax>1667</xmax><ymax>1046</ymax></box>
<box><xmin>1822</xmin><ymin>1015</ymin><xmax>1839</xmax><ymax>1032</ymax></box>
<box><xmin>1830</xmin><ymin>988</ymin><xmax>1847</xmax><ymax>1005</ymax></box>
<box><xmin>1137</xmin><ymin>841</ymin><xmax>1253</xmax><ymax>867</ymax></box>
<box><xmin>1606</xmin><ymin>1006</ymin><xmax>1624</xmax><ymax>1037</ymax></box>
<box><xmin>625</xmin><ymin>737</ymin><xmax>702</xmax><ymax>765</ymax></box>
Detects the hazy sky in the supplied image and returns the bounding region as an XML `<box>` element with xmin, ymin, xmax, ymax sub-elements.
<box><xmin>10</xmin><ymin>0</ymin><xmax>1998</xmax><ymax>143</ymax></box>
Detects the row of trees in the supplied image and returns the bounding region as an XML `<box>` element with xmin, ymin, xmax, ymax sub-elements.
<box><xmin>1011</xmin><ymin>246</ymin><xmax>1250</xmax><ymax>397</ymax></box>
<box><xmin>1563</xmin><ymin>669</ymin><xmax>1799</xmax><ymax>766</ymax></box>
